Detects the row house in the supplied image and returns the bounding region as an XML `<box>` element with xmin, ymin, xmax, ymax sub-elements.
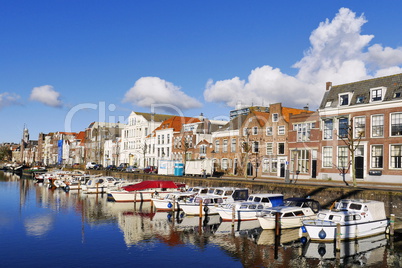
<box><xmin>288</xmin><ymin>111</ymin><xmax>321</xmax><ymax>180</ymax></box>
<box><xmin>119</xmin><ymin>112</ymin><xmax>174</xmax><ymax>168</ymax></box>
<box><xmin>317</xmin><ymin>74</ymin><xmax>402</xmax><ymax>183</ymax></box>
<box><xmin>211</xmin><ymin>104</ymin><xmax>311</xmax><ymax>178</ymax></box>
<box><xmin>149</xmin><ymin>116</ymin><xmax>200</xmax><ymax>168</ymax></box>
<box><xmin>84</xmin><ymin>122</ymin><xmax>124</xmax><ymax>165</ymax></box>
<box><xmin>174</xmin><ymin>114</ymin><xmax>228</xmax><ymax>162</ymax></box>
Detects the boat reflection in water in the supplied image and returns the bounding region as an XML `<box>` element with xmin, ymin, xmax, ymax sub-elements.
<box><xmin>257</xmin><ymin>228</ymin><xmax>305</xmax><ymax>246</ymax></box>
<box><xmin>303</xmin><ymin>233</ymin><xmax>387</xmax><ymax>267</ymax></box>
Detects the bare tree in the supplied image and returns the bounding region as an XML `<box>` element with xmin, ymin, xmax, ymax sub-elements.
<box><xmin>141</xmin><ymin>141</ymin><xmax>147</xmax><ymax>168</ymax></box>
<box><xmin>337</xmin><ymin>118</ymin><xmax>363</xmax><ymax>187</ymax></box>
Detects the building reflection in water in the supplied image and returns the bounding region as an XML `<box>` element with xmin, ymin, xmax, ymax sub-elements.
<box><xmin>5</xmin><ymin>173</ymin><xmax>401</xmax><ymax>268</ymax></box>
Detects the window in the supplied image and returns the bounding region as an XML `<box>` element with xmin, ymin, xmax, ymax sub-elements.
<box><xmin>231</xmin><ymin>139</ymin><xmax>236</xmax><ymax>153</ymax></box>
<box><xmin>293</xmin><ymin>149</ymin><xmax>310</xmax><ymax>173</ymax></box>
<box><xmin>223</xmin><ymin>139</ymin><xmax>228</xmax><ymax>153</ymax></box>
<box><xmin>394</xmin><ymin>92</ymin><xmax>401</xmax><ymax>98</ymax></box>
<box><xmin>278</xmin><ymin>143</ymin><xmax>285</xmax><ymax>155</ymax></box>
<box><xmin>354</xmin><ymin>116</ymin><xmax>365</xmax><ymax>138</ymax></box>
<box><xmin>338</xmin><ymin>118</ymin><xmax>349</xmax><ymax>139</ymax></box>
<box><xmin>371</xmin><ymin>88</ymin><xmax>383</xmax><ymax>102</ymax></box>
<box><xmin>391</xmin><ymin>113</ymin><xmax>402</xmax><ymax>136</ymax></box>
<box><xmin>167</xmin><ymin>134</ymin><xmax>170</xmax><ymax>144</ymax></box>
<box><xmin>337</xmin><ymin>146</ymin><xmax>348</xmax><ymax>168</ymax></box>
<box><xmin>252</xmin><ymin>127</ymin><xmax>258</xmax><ymax>135</ymax></box>
<box><xmin>339</xmin><ymin>94</ymin><xmax>349</xmax><ymax>106</ymax></box>
<box><xmin>157</xmin><ymin>135</ymin><xmax>160</xmax><ymax>144</ymax></box>
<box><xmin>371</xmin><ymin>115</ymin><xmax>384</xmax><ymax>137</ymax></box>
<box><xmin>371</xmin><ymin>145</ymin><xmax>383</xmax><ymax>168</ymax></box>
<box><xmin>215</xmin><ymin>140</ymin><xmax>220</xmax><ymax>153</ymax></box>
<box><xmin>243</xmin><ymin>128</ymin><xmax>249</xmax><ymax>136</ymax></box>
<box><xmin>325</xmin><ymin>101</ymin><xmax>332</xmax><ymax>107</ymax></box>
<box><xmin>199</xmin><ymin>145</ymin><xmax>206</xmax><ymax>154</ymax></box>
<box><xmin>272</xmin><ymin>113</ymin><xmax>279</xmax><ymax>122</ymax></box>
<box><xmin>252</xmin><ymin>141</ymin><xmax>259</xmax><ymax>153</ymax></box>
<box><xmin>391</xmin><ymin>145</ymin><xmax>402</xmax><ymax>169</ymax></box>
<box><xmin>322</xmin><ymin>147</ymin><xmax>333</xmax><ymax>167</ymax></box>
<box><xmin>295</xmin><ymin>122</ymin><xmax>314</xmax><ymax>141</ymax></box>
<box><xmin>278</xmin><ymin>126</ymin><xmax>285</xmax><ymax>135</ymax></box>
<box><xmin>262</xmin><ymin>159</ymin><xmax>270</xmax><ymax>172</ymax></box>
<box><xmin>161</xmin><ymin>135</ymin><xmax>164</xmax><ymax>144</ymax></box>
<box><xmin>221</xmin><ymin>159</ymin><xmax>228</xmax><ymax>170</ymax></box>
<box><xmin>266</xmin><ymin>127</ymin><xmax>273</xmax><ymax>136</ymax></box>
<box><xmin>356</xmin><ymin>96</ymin><xmax>364</xmax><ymax>104</ymax></box>
<box><xmin>266</xmin><ymin>143</ymin><xmax>273</xmax><ymax>155</ymax></box>
<box><xmin>323</xmin><ymin>119</ymin><xmax>333</xmax><ymax>140</ymax></box>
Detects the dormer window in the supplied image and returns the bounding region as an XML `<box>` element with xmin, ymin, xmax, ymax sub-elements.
<box><xmin>325</xmin><ymin>100</ymin><xmax>332</xmax><ymax>107</ymax></box>
<box><xmin>394</xmin><ymin>92</ymin><xmax>401</xmax><ymax>98</ymax></box>
<box><xmin>356</xmin><ymin>96</ymin><xmax>364</xmax><ymax>104</ymax></box>
<box><xmin>339</xmin><ymin>94</ymin><xmax>349</xmax><ymax>106</ymax></box>
<box><xmin>371</xmin><ymin>87</ymin><xmax>385</xmax><ymax>102</ymax></box>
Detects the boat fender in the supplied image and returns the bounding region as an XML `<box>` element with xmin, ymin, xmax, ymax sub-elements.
<box><xmin>203</xmin><ymin>206</ymin><xmax>209</xmax><ymax>213</ymax></box>
<box><xmin>318</xmin><ymin>243</ymin><xmax>326</xmax><ymax>257</ymax></box>
<box><xmin>154</xmin><ymin>191</ymin><xmax>158</xmax><ymax>196</ymax></box>
<box><xmin>318</xmin><ymin>229</ymin><xmax>326</xmax><ymax>239</ymax></box>
<box><xmin>65</xmin><ymin>186</ymin><xmax>70</xmax><ymax>192</ymax></box>
<box><xmin>300</xmin><ymin>236</ymin><xmax>307</xmax><ymax>244</ymax></box>
<box><xmin>301</xmin><ymin>226</ymin><xmax>307</xmax><ymax>233</ymax></box>
<box><xmin>167</xmin><ymin>202</ymin><xmax>173</xmax><ymax>208</ymax></box>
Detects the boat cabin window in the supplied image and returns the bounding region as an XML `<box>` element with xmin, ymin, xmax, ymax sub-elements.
<box><xmin>224</xmin><ymin>190</ymin><xmax>233</xmax><ymax>196</ymax></box>
<box><xmin>317</xmin><ymin>213</ymin><xmax>326</xmax><ymax>219</ymax></box>
<box><xmin>283</xmin><ymin>212</ymin><xmax>293</xmax><ymax>218</ymax></box>
<box><xmin>345</xmin><ymin>214</ymin><xmax>361</xmax><ymax>221</ymax></box>
<box><xmin>261</xmin><ymin>198</ymin><xmax>270</xmax><ymax>203</ymax></box>
<box><xmin>215</xmin><ymin>189</ymin><xmax>224</xmax><ymax>195</ymax></box>
<box><xmin>328</xmin><ymin>215</ymin><xmax>342</xmax><ymax>222</ymax></box>
<box><xmin>249</xmin><ymin>204</ymin><xmax>257</xmax><ymax>209</ymax></box>
<box><xmin>233</xmin><ymin>190</ymin><xmax>248</xmax><ymax>201</ymax></box>
<box><xmin>201</xmin><ymin>189</ymin><xmax>209</xmax><ymax>194</ymax></box>
<box><xmin>98</xmin><ymin>179</ymin><xmax>104</xmax><ymax>183</ymax></box>
<box><xmin>257</xmin><ymin>204</ymin><xmax>264</xmax><ymax>209</ymax></box>
<box><xmin>240</xmin><ymin>205</ymin><xmax>248</xmax><ymax>209</ymax></box>
<box><xmin>293</xmin><ymin>211</ymin><xmax>304</xmax><ymax>216</ymax></box>
<box><xmin>349</xmin><ymin>203</ymin><xmax>362</xmax><ymax>210</ymax></box>
<box><xmin>254</xmin><ymin>197</ymin><xmax>261</xmax><ymax>202</ymax></box>
<box><xmin>248</xmin><ymin>196</ymin><xmax>255</xmax><ymax>201</ymax></box>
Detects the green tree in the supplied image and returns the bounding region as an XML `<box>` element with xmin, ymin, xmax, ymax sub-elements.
<box><xmin>0</xmin><ymin>145</ymin><xmax>12</xmax><ymax>161</ymax></box>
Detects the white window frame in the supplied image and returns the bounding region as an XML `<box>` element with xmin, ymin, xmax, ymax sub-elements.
<box><xmin>390</xmin><ymin>112</ymin><xmax>402</xmax><ymax>136</ymax></box>
<box><xmin>322</xmin><ymin>147</ymin><xmax>333</xmax><ymax>168</ymax></box>
<box><xmin>371</xmin><ymin>144</ymin><xmax>383</xmax><ymax>169</ymax></box>
<box><xmin>272</xmin><ymin>113</ymin><xmax>279</xmax><ymax>122</ymax></box>
<box><xmin>354</xmin><ymin>116</ymin><xmax>366</xmax><ymax>138</ymax></box>
<box><xmin>371</xmin><ymin>114</ymin><xmax>384</xmax><ymax>138</ymax></box>
<box><xmin>266</xmin><ymin>142</ymin><xmax>273</xmax><ymax>155</ymax></box>
<box><xmin>390</xmin><ymin>144</ymin><xmax>402</xmax><ymax>169</ymax></box>
<box><xmin>339</xmin><ymin>93</ymin><xmax>351</xmax><ymax>106</ymax></box>
<box><xmin>370</xmin><ymin>87</ymin><xmax>386</xmax><ymax>102</ymax></box>
<box><xmin>266</xmin><ymin>127</ymin><xmax>273</xmax><ymax>136</ymax></box>
<box><xmin>278</xmin><ymin>126</ymin><xmax>285</xmax><ymax>135</ymax></box>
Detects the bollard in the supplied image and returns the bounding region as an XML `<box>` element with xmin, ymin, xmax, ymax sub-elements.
<box><xmin>231</xmin><ymin>205</ymin><xmax>235</xmax><ymax>227</ymax></box>
<box><xmin>275</xmin><ymin>212</ymin><xmax>281</xmax><ymax>236</ymax></box>
<box><xmin>390</xmin><ymin>214</ymin><xmax>395</xmax><ymax>236</ymax></box>
<box><xmin>199</xmin><ymin>199</ymin><xmax>203</xmax><ymax>218</ymax></box>
<box><xmin>336</xmin><ymin>223</ymin><xmax>341</xmax><ymax>251</ymax></box>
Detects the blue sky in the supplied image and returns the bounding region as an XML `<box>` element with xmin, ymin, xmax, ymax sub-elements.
<box><xmin>2</xmin><ymin>1</ymin><xmax>402</xmax><ymax>143</ymax></box>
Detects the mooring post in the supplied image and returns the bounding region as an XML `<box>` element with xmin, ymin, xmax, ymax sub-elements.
<box><xmin>390</xmin><ymin>214</ymin><xmax>395</xmax><ymax>236</ymax></box>
<box><xmin>336</xmin><ymin>223</ymin><xmax>341</xmax><ymax>251</ymax></box>
<box><xmin>275</xmin><ymin>212</ymin><xmax>280</xmax><ymax>236</ymax></box>
<box><xmin>199</xmin><ymin>199</ymin><xmax>203</xmax><ymax>218</ymax></box>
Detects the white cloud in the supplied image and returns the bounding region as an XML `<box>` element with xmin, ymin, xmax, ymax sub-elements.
<box><xmin>203</xmin><ymin>7</ymin><xmax>402</xmax><ymax>110</ymax></box>
<box><xmin>0</xmin><ymin>92</ymin><xmax>20</xmax><ymax>110</ymax></box>
<box><xmin>123</xmin><ymin>77</ymin><xmax>202</xmax><ymax>111</ymax></box>
<box><xmin>30</xmin><ymin>85</ymin><xmax>62</xmax><ymax>107</ymax></box>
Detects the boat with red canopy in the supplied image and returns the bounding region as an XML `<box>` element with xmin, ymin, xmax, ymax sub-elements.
<box><xmin>108</xmin><ymin>180</ymin><xmax>186</xmax><ymax>202</ymax></box>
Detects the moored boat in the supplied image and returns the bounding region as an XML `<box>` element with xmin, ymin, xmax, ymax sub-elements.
<box><xmin>302</xmin><ymin>199</ymin><xmax>388</xmax><ymax>241</ymax></box>
<box><xmin>216</xmin><ymin>193</ymin><xmax>284</xmax><ymax>222</ymax></box>
<box><xmin>108</xmin><ymin>180</ymin><xmax>185</xmax><ymax>202</ymax></box>
<box><xmin>256</xmin><ymin>198</ymin><xmax>320</xmax><ymax>229</ymax></box>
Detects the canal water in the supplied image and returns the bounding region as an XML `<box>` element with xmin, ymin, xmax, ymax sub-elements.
<box><xmin>1</xmin><ymin>171</ymin><xmax>401</xmax><ymax>268</ymax></box>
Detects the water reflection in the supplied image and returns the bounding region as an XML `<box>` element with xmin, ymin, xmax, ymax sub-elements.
<box><xmin>2</xmin><ymin>171</ymin><xmax>402</xmax><ymax>267</ymax></box>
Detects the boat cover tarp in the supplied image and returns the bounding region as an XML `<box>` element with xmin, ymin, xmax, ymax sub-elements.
<box><xmin>122</xmin><ymin>181</ymin><xmax>179</xmax><ymax>191</ymax></box>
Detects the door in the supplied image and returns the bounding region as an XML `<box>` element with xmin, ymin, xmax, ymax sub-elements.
<box><xmin>280</xmin><ymin>163</ymin><xmax>285</xmax><ymax>177</ymax></box>
<box><xmin>311</xmin><ymin>160</ymin><xmax>317</xmax><ymax>178</ymax></box>
<box><xmin>355</xmin><ymin>156</ymin><xmax>364</xmax><ymax>179</ymax></box>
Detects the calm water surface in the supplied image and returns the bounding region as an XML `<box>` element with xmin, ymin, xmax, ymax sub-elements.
<box><xmin>1</xmin><ymin>171</ymin><xmax>401</xmax><ymax>268</ymax></box>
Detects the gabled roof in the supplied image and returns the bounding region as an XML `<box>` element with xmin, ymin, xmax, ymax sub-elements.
<box><xmin>154</xmin><ymin>116</ymin><xmax>201</xmax><ymax>132</ymax></box>
<box><xmin>216</xmin><ymin>114</ymin><xmax>248</xmax><ymax>132</ymax></box>
<box><xmin>281</xmin><ymin>107</ymin><xmax>313</xmax><ymax>122</ymax></box>
<box><xmin>319</xmin><ymin>73</ymin><xmax>402</xmax><ymax>109</ymax></box>
<box><xmin>135</xmin><ymin>112</ymin><xmax>175</xmax><ymax>122</ymax></box>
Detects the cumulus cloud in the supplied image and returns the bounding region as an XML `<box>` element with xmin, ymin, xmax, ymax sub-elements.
<box><xmin>123</xmin><ymin>77</ymin><xmax>202</xmax><ymax>111</ymax></box>
<box><xmin>204</xmin><ymin>7</ymin><xmax>402</xmax><ymax>109</ymax></box>
<box><xmin>30</xmin><ymin>85</ymin><xmax>62</xmax><ymax>107</ymax></box>
<box><xmin>0</xmin><ymin>92</ymin><xmax>21</xmax><ymax>110</ymax></box>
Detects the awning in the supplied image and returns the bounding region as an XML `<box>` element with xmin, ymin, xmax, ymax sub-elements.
<box><xmin>122</xmin><ymin>180</ymin><xmax>180</xmax><ymax>191</ymax></box>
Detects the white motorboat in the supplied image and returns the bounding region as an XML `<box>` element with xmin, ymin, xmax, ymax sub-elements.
<box><xmin>209</xmin><ymin>187</ymin><xmax>249</xmax><ymax>203</ymax></box>
<box><xmin>108</xmin><ymin>181</ymin><xmax>186</xmax><ymax>202</ymax></box>
<box><xmin>256</xmin><ymin>198</ymin><xmax>320</xmax><ymax>229</ymax></box>
<box><xmin>302</xmin><ymin>199</ymin><xmax>388</xmax><ymax>241</ymax></box>
<box><xmin>81</xmin><ymin>176</ymin><xmax>119</xmax><ymax>194</ymax></box>
<box><xmin>151</xmin><ymin>186</ymin><xmax>210</xmax><ymax>211</ymax></box>
<box><xmin>179</xmin><ymin>195</ymin><xmax>224</xmax><ymax>215</ymax></box>
<box><xmin>216</xmin><ymin>193</ymin><xmax>284</xmax><ymax>222</ymax></box>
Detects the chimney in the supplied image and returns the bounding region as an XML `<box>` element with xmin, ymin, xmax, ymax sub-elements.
<box><xmin>304</xmin><ymin>104</ymin><xmax>309</xmax><ymax>111</ymax></box>
<box><xmin>326</xmin><ymin>82</ymin><xmax>332</xmax><ymax>91</ymax></box>
<box><xmin>199</xmin><ymin>113</ymin><xmax>204</xmax><ymax>121</ymax></box>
